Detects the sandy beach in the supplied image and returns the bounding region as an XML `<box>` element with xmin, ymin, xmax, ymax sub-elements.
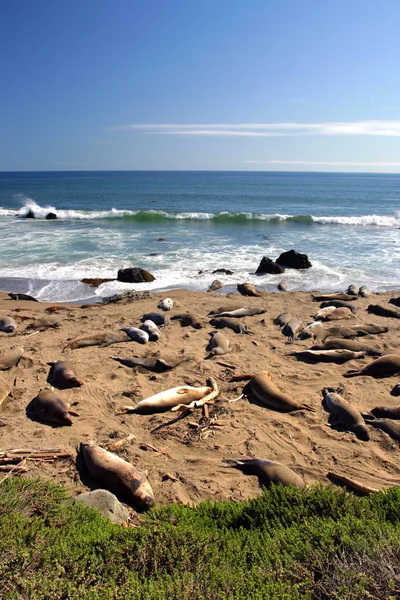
<box><xmin>1</xmin><ymin>287</ymin><xmax>400</xmax><ymax>505</ymax></box>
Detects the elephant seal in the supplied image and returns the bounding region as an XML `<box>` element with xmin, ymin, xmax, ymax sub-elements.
<box><xmin>282</xmin><ymin>316</ymin><xmax>303</xmax><ymax>341</ymax></box>
<box><xmin>368</xmin><ymin>304</ymin><xmax>400</xmax><ymax>319</ymax></box>
<box><xmin>293</xmin><ymin>349</ymin><xmax>365</xmax><ymax>364</ymax></box>
<box><xmin>322</xmin><ymin>388</ymin><xmax>370</xmax><ymax>441</ymax></box>
<box><xmin>320</xmin><ymin>300</ymin><xmax>357</xmax><ymax>313</ymax></box>
<box><xmin>0</xmin><ymin>316</ymin><xmax>17</xmax><ymax>333</ymax></box>
<box><xmin>64</xmin><ymin>331</ymin><xmax>131</xmax><ymax>350</ymax></box>
<box><xmin>140</xmin><ymin>320</ymin><xmax>160</xmax><ymax>341</ymax></box>
<box><xmin>389</xmin><ymin>297</ymin><xmax>400</xmax><ymax>308</ymax></box>
<box><xmin>323</xmin><ymin>307</ymin><xmax>353</xmax><ymax>321</ymax></box>
<box><xmin>81</xmin><ymin>442</ymin><xmax>154</xmax><ymax>510</ymax></box>
<box><xmin>273</xmin><ymin>312</ymin><xmax>292</xmax><ymax>327</ymax></box>
<box><xmin>322</xmin><ymin>324</ymin><xmax>388</xmax><ymax>341</ymax></box>
<box><xmin>313</xmin><ymin>293</ymin><xmax>357</xmax><ymax>302</ymax></box>
<box><xmin>312</xmin><ymin>338</ymin><xmax>382</xmax><ymax>356</ymax></box>
<box><xmin>315</xmin><ymin>306</ymin><xmax>336</xmax><ymax>320</ymax></box>
<box><xmin>157</xmin><ymin>297</ymin><xmax>174</xmax><ymax>311</ymax></box>
<box><xmin>28</xmin><ymin>389</ymin><xmax>78</xmax><ymax>426</ymax></box>
<box><xmin>278</xmin><ymin>280</ymin><xmax>287</xmax><ymax>291</ymax></box>
<box><xmin>112</xmin><ymin>356</ymin><xmax>189</xmax><ymax>372</ymax></box>
<box><xmin>365</xmin><ymin>418</ymin><xmax>400</xmax><ymax>442</ymax></box>
<box><xmin>208</xmin><ymin>304</ymin><xmax>244</xmax><ymax>316</ymax></box>
<box><xmin>141</xmin><ymin>312</ymin><xmax>169</xmax><ymax>327</ymax></box>
<box><xmin>0</xmin><ymin>346</ymin><xmax>24</xmax><ymax>370</ymax></box>
<box><xmin>299</xmin><ymin>321</ymin><xmax>324</xmax><ymax>340</ymax></box>
<box><xmin>371</xmin><ymin>406</ymin><xmax>400</xmax><ymax>419</ymax></box>
<box><xmin>171</xmin><ymin>313</ymin><xmax>204</xmax><ymax>329</ymax></box>
<box><xmin>209</xmin><ymin>317</ymin><xmax>253</xmax><ymax>335</ymax></box>
<box><xmin>121</xmin><ymin>327</ymin><xmax>149</xmax><ymax>344</ymax></box>
<box><xmin>48</xmin><ymin>360</ymin><xmax>84</xmax><ymax>388</ymax></box>
<box><xmin>344</xmin><ymin>355</ymin><xmax>400</xmax><ymax>378</ymax></box>
<box><xmin>359</xmin><ymin>285</ymin><xmax>371</xmax><ymax>298</ymax></box>
<box><xmin>347</xmin><ymin>285</ymin><xmax>359</xmax><ymax>296</ymax></box>
<box><xmin>220</xmin><ymin>458</ymin><xmax>305</xmax><ymax>488</ymax></box>
<box><xmin>206</xmin><ymin>332</ymin><xmax>233</xmax><ymax>357</ymax></box>
<box><xmin>26</xmin><ymin>315</ymin><xmax>64</xmax><ymax>330</ymax></box>
<box><xmin>391</xmin><ymin>382</ymin><xmax>400</xmax><ymax>397</ymax></box>
<box><xmin>242</xmin><ymin>372</ymin><xmax>315</xmax><ymax>412</ymax></box>
<box><xmin>8</xmin><ymin>292</ymin><xmax>38</xmax><ymax>302</ymax></box>
<box><xmin>237</xmin><ymin>282</ymin><xmax>261</xmax><ymax>297</ymax></box>
<box><xmin>212</xmin><ymin>307</ymin><xmax>266</xmax><ymax>318</ymax></box>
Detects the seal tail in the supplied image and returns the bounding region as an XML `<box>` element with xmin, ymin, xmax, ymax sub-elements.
<box><xmin>343</xmin><ymin>369</ymin><xmax>362</xmax><ymax>377</ymax></box>
<box><xmin>300</xmin><ymin>403</ymin><xmax>316</xmax><ymax>412</ymax></box>
<box><xmin>229</xmin><ymin>373</ymin><xmax>255</xmax><ymax>382</ymax></box>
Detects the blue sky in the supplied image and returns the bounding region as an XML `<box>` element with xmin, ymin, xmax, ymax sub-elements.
<box><xmin>1</xmin><ymin>0</ymin><xmax>400</xmax><ymax>172</ymax></box>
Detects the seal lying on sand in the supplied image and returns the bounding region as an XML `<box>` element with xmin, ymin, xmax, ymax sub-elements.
<box><xmin>273</xmin><ymin>312</ymin><xmax>292</xmax><ymax>327</ymax></box>
<box><xmin>344</xmin><ymin>354</ymin><xmax>400</xmax><ymax>378</ymax></box>
<box><xmin>171</xmin><ymin>313</ymin><xmax>204</xmax><ymax>329</ymax></box>
<box><xmin>8</xmin><ymin>292</ymin><xmax>38</xmax><ymax>301</ymax></box>
<box><xmin>26</xmin><ymin>315</ymin><xmax>64</xmax><ymax>330</ymax></box>
<box><xmin>321</xmin><ymin>324</ymin><xmax>388</xmax><ymax>341</ymax></box>
<box><xmin>298</xmin><ymin>321</ymin><xmax>324</xmax><ymax>340</ymax></box>
<box><xmin>320</xmin><ymin>300</ymin><xmax>358</xmax><ymax>313</ymax></box>
<box><xmin>121</xmin><ymin>327</ymin><xmax>149</xmax><ymax>344</ymax></box>
<box><xmin>48</xmin><ymin>360</ymin><xmax>84</xmax><ymax>388</ymax></box>
<box><xmin>312</xmin><ymin>338</ymin><xmax>382</xmax><ymax>356</ymax></box>
<box><xmin>64</xmin><ymin>331</ymin><xmax>131</xmax><ymax>350</ymax></box>
<box><xmin>359</xmin><ymin>285</ymin><xmax>371</xmax><ymax>298</ymax></box>
<box><xmin>209</xmin><ymin>317</ymin><xmax>253</xmax><ymax>335</ymax></box>
<box><xmin>347</xmin><ymin>285</ymin><xmax>359</xmax><ymax>296</ymax></box>
<box><xmin>112</xmin><ymin>356</ymin><xmax>189</xmax><ymax>372</ymax></box>
<box><xmin>237</xmin><ymin>283</ymin><xmax>261</xmax><ymax>297</ymax></box>
<box><xmin>236</xmin><ymin>372</ymin><xmax>315</xmax><ymax>412</ymax></box>
<box><xmin>208</xmin><ymin>304</ymin><xmax>244</xmax><ymax>316</ymax></box>
<box><xmin>0</xmin><ymin>346</ymin><xmax>24</xmax><ymax>370</ymax></box>
<box><xmin>371</xmin><ymin>406</ymin><xmax>400</xmax><ymax>419</ymax></box>
<box><xmin>206</xmin><ymin>332</ymin><xmax>234</xmax><ymax>357</ymax></box>
<box><xmin>313</xmin><ymin>293</ymin><xmax>357</xmax><ymax>302</ymax></box>
<box><xmin>282</xmin><ymin>316</ymin><xmax>303</xmax><ymax>341</ymax></box>
<box><xmin>293</xmin><ymin>349</ymin><xmax>365</xmax><ymax>364</ymax></box>
<box><xmin>391</xmin><ymin>382</ymin><xmax>400</xmax><ymax>396</ymax></box>
<box><xmin>368</xmin><ymin>304</ymin><xmax>400</xmax><ymax>319</ymax></box>
<box><xmin>157</xmin><ymin>298</ymin><xmax>174</xmax><ymax>311</ymax></box>
<box><xmin>365</xmin><ymin>418</ymin><xmax>400</xmax><ymax>442</ymax></box>
<box><xmin>81</xmin><ymin>442</ymin><xmax>154</xmax><ymax>510</ymax></box>
<box><xmin>140</xmin><ymin>320</ymin><xmax>160</xmax><ymax>341</ymax></box>
<box><xmin>211</xmin><ymin>307</ymin><xmax>266</xmax><ymax>318</ymax></box>
<box><xmin>322</xmin><ymin>307</ymin><xmax>353</xmax><ymax>321</ymax></box>
<box><xmin>0</xmin><ymin>316</ymin><xmax>17</xmax><ymax>333</ymax></box>
<box><xmin>220</xmin><ymin>458</ymin><xmax>305</xmax><ymax>488</ymax></box>
<box><xmin>141</xmin><ymin>312</ymin><xmax>169</xmax><ymax>327</ymax></box>
<box><xmin>322</xmin><ymin>388</ymin><xmax>370</xmax><ymax>441</ymax></box>
<box><xmin>28</xmin><ymin>389</ymin><xmax>79</xmax><ymax>426</ymax></box>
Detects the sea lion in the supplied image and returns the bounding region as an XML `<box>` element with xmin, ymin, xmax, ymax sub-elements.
<box><xmin>26</xmin><ymin>315</ymin><xmax>64</xmax><ymax>330</ymax></box>
<box><xmin>347</xmin><ymin>285</ymin><xmax>359</xmax><ymax>296</ymax></box>
<box><xmin>273</xmin><ymin>312</ymin><xmax>292</xmax><ymax>327</ymax></box>
<box><xmin>298</xmin><ymin>321</ymin><xmax>324</xmax><ymax>340</ymax></box>
<box><xmin>121</xmin><ymin>327</ymin><xmax>149</xmax><ymax>344</ymax></box>
<box><xmin>282</xmin><ymin>317</ymin><xmax>303</xmax><ymax>341</ymax></box>
<box><xmin>208</xmin><ymin>304</ymin><xmax>244</xmax><ymax>316</ymax></box>
<box><xmin>28</xmin><ymin>389</ymin><xmax>78</xmax><ymax>426</ymax></box>
<box><xmin>0</xmin><ymin>346</ymin><xmax>24</xmax><ymax>370</ymax></box>
<box><xmin>64</xmin><ymin>331</ymin><xmax>131</xmax><ymax>350</ymax></box>
<box><xmin>220</xmin><ymin>458</ymin><xmax>305</xmax><ymax>489</ymax></box>
<box><xmin>0</xmin><ymin>316</ymin><xmax>17</xmax><ymax>333</ymax></box>
<box><xmin>315</xmin><ymin>306</ymin><xmax>336</xmax><ymax>320</ymax></box>
<box><xmin>391</xmin><ymin>382</ymin><xmax>400</xmax><ymax>397</ymax></box>
<box><xmin>359</xmin><ymin>285</ymin><xmax>371</xmax><ymax>298</ymax></box>
<box><xmin>371</xmin><ymin>406</ymin><xmax>400</xmax><ymax>419</ymax></box>
<box><xmin>243</xmin><ymin>372</ymin><xmax>315</xmax><ymax>412</ymax></box>
<box><xmin>212</xmin><ymin>307</ymin><xmax>266</xmax><ymax>318</ymax></box>
<box><xmin>389</xmin><ymin>297</ymin><xmax>400</xmax><ymax>308</ymax></box>
<box><xmin>278</xmin><ymin>280</ymin><xmax>287</xmax><ymax>291</ymax></box>
<box><xmin>8</xmin><ymin>292</ymin><xmax>38</xmax><ymax>302</ymax></box>
<box><xmin>368</xmin><ymin>304</ymin><xmax>400</xmax><ymax>319</ymax></box>
<box><xmin>119</xmin><ymin>377</ymin><xmax>218</xmax><ymax>414</ymax></box>
<box><xmin>112</xmin><ymin>356</ymin><xmax>189</xmax><ymax>372</ymax></box>
<box><xmin>323</xmin><ymin>307</ymin><xmax>353</xmax><ymax>321</ymax></box>
<box><xmin>237</xmin><ymin>282</ymin><xmax>261</xmax><ymax>297</ymax></box>
<box><xmin>206</xmin><ymin>332</ymin><xmax>233</xmax><ymax>357</ymax></box>
<box><xmin>139</xmin><ymin>320</ymin><xmax>160</xmax><ymax>341</ymax></box>
<box><xmin>209</xmin><ymin>317</ymin><xmax>253</xmax><ymax>335</ymax></box>
<box><xmin>141</xmin><ymin>312</ymin><xmax>169</xmax><ymax>327</ymax></box>
<box><xmin>170</xmin><ymin>313</ymin><xmax>204</xmax><ymax>329</ymax></box>
<box><xmin>293</xmin><ymin>349</ymin><xmax>365</xmax><ymax>364</ymax></box>
<box><xmin>313</xmin><ymin>293</ymin><xmax>357</xmax><ymax>302</ymax></box>
<box><xmin>312</xmin><ymin>338</ymin><xmax>382</xmax><ymax>356</ymax></box>
<box><xmin>81</xmin><ymin>442</ymin><xmax>154</xmax><ymax>510</ymax></box>
<box><xmin>366</xmin><ymin>418</ymin><xmax>400</xmax><ymax>442</ymax></box>
<box><xmin>322</xmin><ymin>324</ymin><xmax>388</xmax><ymax>341</ymax></box>
<box><xmin>157</xmin><ymin>298</ymin><xmax>174</xmax><ymax>311</ymax></box>
<box><xmin>320</xmin><ymin>300</ymin><xmax>357</xmax><ymax>313</ymax></box>
<box><xmin>344</xmin><ymin>354</ymin><xmax>400</xmax><ymax>378</ymax></box>
<box><xmin>322</xmin><ymin>388</ymin><xmax>370</xmax><ymax>441</ymax></box>
<box><xmin>48</xmin><ymin>360</ymin><xmax>84</xmax><ymax>388</ymax></box>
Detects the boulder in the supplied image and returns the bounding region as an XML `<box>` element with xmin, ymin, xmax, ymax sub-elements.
<box><xmin>117</xmin><ymin>268</ymin><xmax>155</xmax><ymax>283</ymax></box>
<box><xmin>255</xmin><ymin>257</ymin><xmax>285</xmax><ymax>275</ymax></box>
<box><xmin>102</xmin><ymin>290</ymin><xmax>153</xmax><ymax>304</ymax></box>
<box><xmin>211</xmin><ymin>268</ymin><xmax>234</xmax><ymax>275</ymax></box>
<box><xmin>74</xmin><ymin>489</ymin><xmax>129</xmax><ymax>524</ymax></box>
<box><xmin>207</xmin><ymin>280</ymin><xmax>222</xmax><ymax>292</ymax></box>
<box><xmin>25</xmin><ymin>209</ymin><xmax>35</xmax><ymax>219</ymax></box>
<box><xmin>276</xmin><ymin>250</ymin><xmax>312</xmax><ymax>269</ymax></box>
<box><xmin>81</xmin><ymin>278</ymin><xmax>115</xmax><ymax>287</ymax></box>
<box><xmin>45</xmin><ymin>212</ymin><xmax>58</xmax><ymax>220</ymax></box>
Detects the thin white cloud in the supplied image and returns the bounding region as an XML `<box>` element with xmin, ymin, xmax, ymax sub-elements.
<box><xmin>244</xmin><ymin>160</ymin><xmax>400</xmax><ymax>167</ymax></box>
<box><xmin>108</xmin><ymin>120</ymin><xmax>400</xmax><ymax>137</ymax></box>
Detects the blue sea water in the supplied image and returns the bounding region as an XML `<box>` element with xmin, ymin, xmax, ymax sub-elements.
<box><xmin>0</xmin><ymin>171</ymin><xmax>399</xmax><ymax>302</ymax></box>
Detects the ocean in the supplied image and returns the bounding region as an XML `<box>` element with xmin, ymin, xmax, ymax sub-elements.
<box><xmin>0</xmin><ymin>170</ymin><xmax>399</xmax><ymax>303</ymax></box>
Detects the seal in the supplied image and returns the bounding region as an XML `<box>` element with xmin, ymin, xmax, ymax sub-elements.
<box><xmin>237</xmin><ymin>282</ymin><xmax>261</xmax><ymax>297</ymax></box>
<box><xmin>389</xmin><ymin>297</ymin><xmax>400</xmax><ymax>308</ymax></box>
<box><xmin>8</xmin><ymin>292</ymin><xmax>39</xmax><ymax>302</ymax></box>
<box><xmin>26</xmin><ymin>315</ymin><xmax>64</xmax><ymax>330</ymax></box>
<box><xmin>220</xmin><ymin>458</ymin><xmax>305</xmax><ymax>488</ymax></box>
<box><xmin>81</xmin><ymin>442</ymin><xmax>154</xmax><ymax>510</ymax></box>
<box><xmin>141</xmin><ymin>312</ymin><xmax>169</xmax><ymax>327</ymax></box>
<box><xmin>208</xmin><ymin>304</ymin><xmax>244</xmax><ymax>316</ymax></box>
<box><xmin>121</xmin><ymin>327</ymin><xmax>149</xmax><ymax>344</ymax></box>
<box><xmin>298</xmin><ymin>321</ymin><xmax>324</xmax><ymax>340</ymax></box>
<box><xmin>0</xmin><ymin>346</ymin><xmax>24</xmax><ymax>370</ymax></box>
<box><xmin>273</xmin><ymin>312</ymin><xmax>292</xmax><ymax>327</ymax></box>
<box><xmin>344</xmin><ymin>354</ymin><xmax>400</xmax><ymax>378</ymax></box>
<box><xmin>391</xmin><ymin>382</ymin><xmax>400</xmax><ymax>397</ymax></box>
<box><xmin>359</xmin><ymin>285</ymin><xmax>371</xmax><ymax>298</ymax></box>
<box><xmin>28</xmin><ymin>388</ymin><xmax>79</xmax><ymax>426</ymax></box>
<box><xmin>323</xmin><ymin>307</ymin><xmax>353</xmax><ymax>321</ymax></box>
<box><xmin>321</xmin><ymin>324</ymin><xmax>388</xmax><ymax>341</ymax></box>
<box><xmin>322</xmin><ymin>388</ymin><xmax>370</xmax><ymax>441</ymax></box>
<box><xmin>48</xmin><ymin>360</ymin><xmax>84</xmax><ymax>388</ymax></box>
<box><xmin>118</xmin><ymin>377</ymin><xmax>218</xmax><ymax>414</ymax></box>
<box><xmin>320</xmin><ymin>300</ymin><xmax>357</xmax><ymax>313</ymax></box>
<box><xmin>313</xmin><ymin>293</ymin><xmax>357</xmax><ymax>302</ymax></box>
<box><xmin>139</xmin><ymin>320</ymin><xmax>160</xmax><ymax>341</ymax></box>
<box><xmin>293</xmin><ymin>349</ymin><xmax>365</xmax><ymax>364</ymax></box>
<box><xmin>157</xmin><ymin>297</ymin><xmax>174</xmax><ymax>311</ymax></box>
<box><xmin>365</xmin><ymin>418</ymin><xmax>400</xmax><ymax>442</ymax></box>
<box><xmin>315</xmin><ymin>306</ymin><xmax>336</xmax><ymax>320</ymax></box>
<box><xmin>277</xmin><ymin>280</ymin><xmax>287</xmax><ymax>291</ymax></box>
<box><xmin>206</xmin><ymin>332</ymin><xmax>234</xmax><ymax>357</ymax></box>
<box><xmin>112</xmin><ymin>355</ymin><xmax>189</xmax><ymax>372</ymax></box>
<box><xmin>211</xmin><ymin>307</ymin><xmax>266</xmax><ymax>318</ymax></box>
<box><xmin>171</xmin><ymin>313</ymin><xmax>204</xmax><ymax>329</ymax></box>
<box><xmin>0</xmin><ymin>316</ymin><xmax>17</xmax><ymax>333</ymax></box>
<box><xmin>282</xmin><ymin>316</ymin><xmax>303</xmax><ymax>341</ymax></box>
<box><xmin>368</xmin><ymin>304</ymin><xmax>400</xmax><ymax>319</ymax></box>
<box><xmin>312</xmin><ymin>338</ymin><xmax>382</xmax><ymax>356</ymax></box>
<box><xmin>347</xmin><ymin>285</ymin><xmax>359</xmax><ymax>296</ymax></box>
<box><xmin>64</xmin><ymin>331</ymin><xmax>131</xmax><ymax>350</ymax></box>
<box><xmin>239</xmin><ymin>372</ymin><xmax>315</xmax><ymax>412</ymax></box>
<box><xmin>209</xmin><ymin>317</ymin><xmax>253</xmax><ymax>335</ymax></box>
<box><xmin>371</xmin><ymin>406</ymin><xmax>400</xmax><ymax>419</ymax></box>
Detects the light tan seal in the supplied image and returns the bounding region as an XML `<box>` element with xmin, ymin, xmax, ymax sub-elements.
<box><xmin>323</xmin><ymin>307</ymin><xmax>353</xmax><ymax>321</ymax></box>
<box><xmin>28</xmin><ymin>389</ymin><xmax>79</xmax><ymax>426</ymax></box>
<box><xmin>344</xmin><ymin>354</ymin><xmax>400</xmax><ymax>378</ymax></box>
<box><xmin>312</xmin><ymin>293</ymin><xmax>358</xmax><ymax>302</ymax></box>
<box><xmin>282</xmin><ymin>316</ymin><xmax>303</xmax><ymax>341</ymax></box>
<box><xmin>312</xmin><ymin>338</ymin><xmax>382</xmax><ymax>356</ymax></box>
<box><xmin>221</xmin><ymin>458</ymin><xmax>305</xmax><ymax>488</ymax></box>
<box><xmin>238</xmin><ymin>372</ymin><xmax>315</xmax><ymax>412</ymax></box>
<box><xmin>211</xmin><ymin>307</ymin><xmax>266</xmax><ymax>318</ymax></box>
<box><xmin>26</xmin><ymin>315</ymin><xmax>64</xmax><ymax>330</ymax></box>
<box><xmin>322</xmin><ymin>388</ymin><xmax>370</xmax><ymax>441</ymax></box>
<box><xmin>0</xmin><ymin>346</ymin><xmax>24</xmax><ymax>370</ymax></box>
<box><xmin>237</xmin><ymin>282</ymin><xmax>261</xmax><ymax>297</ymax></box>
<box><xmin>293</xmin><ymin>349</ymin><xmax>365</xmax><ymax>364</ymax></box>
<box><xmin>81</xmin><ymin>442</ymin><xmax>154</xmax><ymax>510</ymax></box>
<box><xmin>170</xmin><ymin>313</ymin><xmax>204</xmax><ymax>329</ymax></box>
<box><xmin>64</xmin><ymin>331</ymin><xmax>131</xmax><ymax>350</ymax></box>
<box><xmin>206</xmin><ymin>332</ymin><xmax>234</xmax><ymax>357</ymax></box>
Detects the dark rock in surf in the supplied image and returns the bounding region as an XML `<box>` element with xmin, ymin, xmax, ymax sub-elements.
<box><xmin>117</xmin><ymin>268</ymin><xmax>155</xmax><ymax>283</ymax></box>
<box><xmin>212</xmin><ymin>268</ymin><xmax>234</xmax><ymax>275</ymax></box>
<box><xmin>45</xmin><ymin>212</ymin><xmax>58</xmax><ymax>220</ymax></box>
<box><xmin>25</xmin><ymin>210</ymin><xmax>35</xmax><ymax>219</ymax></box>
<box><xmin>81</xmin><ymin>278</ymin><xmax>115</xmax><ymax>287</ymax></box>
<box><xmin>276</xmin><ymin>250</ymin><xmax>312</xmax><ymax>269</ymax></box>
<box><xmin>255</xmin><ymin>257</ymin><xmax>285</xmax><ymax>275</ymax></box>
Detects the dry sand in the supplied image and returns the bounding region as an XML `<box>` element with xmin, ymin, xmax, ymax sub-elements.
<box><xmin>1</xmin><ymin>288</ymin><xmax>400</xmax><ymax>505</ymax></box>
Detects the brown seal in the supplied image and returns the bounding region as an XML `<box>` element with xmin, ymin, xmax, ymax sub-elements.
<box><xmin>293</xmin><ymin>349</ymin><xmax>365</xmax><ymax>364</ymax></box>
<box><xmin>312</xmin><ymin>338</ymin><xmax>382</xmax><ymax>356</ymax></box>
<box><xmin>240</xmin><ymin>372</ymin><xmax>315</xmax><ymax>412</ymax></box>
<box><xmin>211</xmin><ymin>307</ymin><xmax>266</xmax><ymax>318</ymax></box>
<box><xmin>321</xmin><ymin>324</ymin><xmax>388</xmax><ymax>340</ymax></box>
<box><xmin>48</xmin><ymin>360</ymin><xmax>84</xmax><ymax>388</ymax></box>
<box><xmin>366</xmin><ymin>418</ymin><xmax>400</xmax><ymax>442</ymax></box>
<box><xmin>313</xmin><ymin>293</ymin><xmax>358</xmax><ymax>302</ymax></box>
<box><xmin>112</xmin><ymin>356</ymin><xmax>189</xmax><ymax>372</ymax></box>
<box><xmin>273</xmin><ymin>312</ymin><xmax>292</xmax><ymax>327</ymax></box>
<box><xmin>81</xmin><ymin>442</ymin><xmax>154</xmax><ymax>510</ymax></box>
<box><xmin>209</xmin><ymin>317</ymin><xmax>253</xmax><ymax>335</ymax></box>
<box><xmin>220</xmin><ymin>458</ymin><xmax>305</xmax><ymax>488</ymax></box>
<box><xmin>322</xmin><ymin>388</ymin><xmax>369</xmax><ymax>441</ymax></box>
<box><xmin>29</xmin><ymin>389</ymin><xmax>79</xmax><ymax>426</ymax></box>
<box><xmin>371</xmin><ymin>406</ymin><xmax>400</xmax><ymax>419</ymax></box>
<box><xmin>171</xmin><ymin>313</ymin><xmax>204</xmax><ymax>328</ymax></box>
<box><xmin>26</xmin><ymin>315</ymin><xmax>64</xmax><ymax>330</ymax></box>
<box><xmin>206</xmin><ymin>332</ymin><xmax>234</xmax><ymax>357</ymax></box>
<box><xmin>344</xmin><ymin>354</ymin><xmax>400</xmax><ymax>378</ymax></box>
<box><xmin>323</xmin><ymin>307</ymin><xmax>353</xmax><ymax>321</ymax></box>
<box><xmin>0</xmin><ymin>346</ymin><xmax>24</xmax><ymax>370</ymax></box>
<box><xmin>64</xmin><ymin>331</ymin><xmax>131</xmax><ymax>350</ymax></box>
<box><xmin>237</xmin><ymin>282</ymin><xmax>261</xmax><ymax>297</ymax></box>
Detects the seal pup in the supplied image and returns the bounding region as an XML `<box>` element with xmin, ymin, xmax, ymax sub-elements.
<box><xmin>206</xmin><ymin>332</ymin><xmax>233</xmax><ymax>357</ymax></box>
<box><xmin>64</xmin><ymin>331</ymin><xmax>131</xmax><ymax>351</ymax></box>
<box><xmin>118</xmin><ymin>377</ymin><xmax>218</xmax><ymax>414</ymax></box>
<box><xmin>8</xmin><ymin>292</ymin><xmax>38</xmax><ymax>301</ymax></box>
<box><xmin>171</xmin><ymin>313</ymin><xmax>204</xmax><ymax>329</ymax></box>
<box><xmin>81</xmin><ymin>442</ymin><xmax>154</xmax><ymax>510</ymax></box>
<box><xmin>48</xmin><ymin>360</ymin><xmax>84</xmax><ymax>388</ymax></box>
<box><xmin>365</xmin><ymin>418</ymin><xmax>400</xmax><ymax>443</ymax></box>
<box><xmin>121</xmin><ymin>327</ymin><xmax>149</xmax><ymax>344</ymax></box>
<box><xmin>0</xmin><ymin>316</ymin><xmax>17</xmax><ymax>333</ymax></box>
<box><xmin>282</xmin><ymin>316</ymin><xmax>303</xmax><ymax>342</ymax></box>
<box><xmin>212</xmin><ymin>307</ymin><xmax>266</xmax><ymax>318</ymax></box>
<box><xmin>293</xmin><ymin>349</ymin><xmax>365</xmax><ymax>364</ymax></box>
<box><xmin>273</xmin><ymin>312</ymin><xmax>292</xmax><ymax>327</ymax></box>
<box><xmin>139</xmin><ymin>320</ymin><xmax>160</xmax><ymax>341</ymax></box>
<box><xmin>28</xmin><ymin>389</ymin><xmax>79</xmax><ymax>426</ymax></box>
<box><xmin>371</xmin><ymin>406</ymin><xmax>400</xmax><ymax>419</ymax></box>
<box><xmin>278</xmin><ymin>280</ymin><xmax>287</xmax><ymax>291</ymax></box>
<box><xmin>239</xmin><ymin>372</ymin><xmax>315</xmax><ymax>412</ymax></box>
<box><xmin>344</xmin><ymin>354</ymin><xmax>400</xmax><ymax>378</ymax></box>
<box><xmin>141</xmin><ymin>312</ymin><xmax>168</xmax><ymax>327</ymax></box>
<box><xmin>299</xmin><ymin>321</ymin><xmax>324</xmax><ymax>340</ymax></box>
<box><xmin>368</xmin><ymin>304</ymin><xmax>400</xmax><ymax>319</ymax></box>
<box><xmin>315</xmin><ymin>306</ymin><xmax>336</xmax><ymax>320</ymax></box>
<box><xmin>313</xmin><ymin>293</ymin><xmax>357</xmax><ymax>302</ymax></box>
<box><xmin>0</xmin><ymin>346</ymin><xmax>24</xmax><ymax>370</ymax></box>
<box><xmin>322</xmin><ymin>388</ymin><xmax>370</xmax><ymax>441</ymax></box>
<box><xmin>157</xmin><ymin>297</ymin><xmax>174</xmax><ymax>311</ymax></box>
<box><xmin>391</xmin><ymin>382</ymin><xmax>400</xmax><ymax>397</ymax></box>
<box><xmin>220</xmin><ymin>458</ymin><xmax>305</xmax><ymax>489</ymax></box>
<box><xmin>320</xmin><ymin>300</ymin><xmax>357</xmax><ymax>313</ymax></box>
<box><xmin>209</xmin><ymin>317</ymin><xmax>253</xmax><ymax>335</ymax></box>
<box><xmin>112</xmin><ymin>356</ymin><xmax>189</xmax><ymax>373</ymax></box>
<box><xmin>323</xmin><ymin>307</ymin><xmax>353</xmax><ymax>321</ymax></box>
<box><xmin>26</xmin><ymin>315</ymin><xmax>64</xmax><ymax>330</ymax></box>
<box><xmin>237</xmin><ymin>282</ymin><xmax>261</xmax><ymax>297</ymax></box>
<box><xmin>347</xmin><ymin>285</ymin><xmax>359</xmax><ymax>296</ymax></box>
<box><xmin>359</xmin><ymin>285</ymin><xmax>371</xmax><ymax>298</ymax></box>
<box><xmin>312</xmin><ymin>338</ymin><xmax>382</xmax><ymax>356</ymax></box>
